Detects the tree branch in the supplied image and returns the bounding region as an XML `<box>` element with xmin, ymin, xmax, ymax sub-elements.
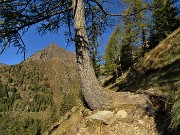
<box><xmin>92</xmin><ymin>0</ymin><xmax>152</xmax><ymax>17</ymax></box>
<box><xmin>0</xmin><ymin>1</ymin><xmax>73</xmax><ymax>55</ymax></box>
<box><xmin>1</xmin><ymin>6</ymin><xmax>73</xmax><ymax>37</ymax></box>
<box><xmin>17</xmin><ymin>32</ymin><xmax>26</xmax><ymax>61</ymax></box>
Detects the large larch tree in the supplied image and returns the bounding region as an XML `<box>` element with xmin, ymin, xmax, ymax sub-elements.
<box><xmin>0</xmin><ymin>0</ymin><xmax>151</xmax><ymax>110</ymax></box>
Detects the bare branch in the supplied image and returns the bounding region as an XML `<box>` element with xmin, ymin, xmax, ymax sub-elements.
<box><xmin>17</xmin><ymin>32</ymin><xmax>26</xmax><ymax>61</ymax></box>
<box><xmin>92</xmin><ymin>0</ymin><xmax>152</xmax><ymax>17</ymax></box>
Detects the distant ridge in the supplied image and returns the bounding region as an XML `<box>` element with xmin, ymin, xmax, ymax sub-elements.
<box><xmin>0</xmin><ymin>42</ymin><xmax>80</xmax><ymax>134</ymax></box>
<box><xmin>27</xmin><ymin>43</ymin><xmax>76</xmax><ymax>63</ymax></box>
<box><xmin>0</xmin><ymin>62</ymin><xmax>7</xmax><ymax>67</ymax></box>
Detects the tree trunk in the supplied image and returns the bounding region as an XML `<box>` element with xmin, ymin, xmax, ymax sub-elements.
<box><xmin>72</xmin><ymin>0</ymin><xmax>109</xmax><ymax>110</ymax></box>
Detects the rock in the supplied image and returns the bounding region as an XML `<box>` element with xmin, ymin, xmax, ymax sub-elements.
<box><xmin>89</xmin><ymin>109</ymin><xmax>128</xmax><ymax>125</ymax></box>
<box><xmin>89</xmin><ymin>110</ymin><xmax>115</xmax><ymax>125</ymax></box>
<box><xmin>115</xmin><ymin>110</ymin><xmax>128</xmax><ymax>118</ymax></box>
<box><xmin>138</xmin><ymin>120</ymin><xmax>144</xmax><ymax>125</ymax></box>
<box><xmin>89</xmin><ymin>110</ymin><xmax>128</xmax><ymax>125</ymax></box>
<box><xmin>44</xmin><ymin>92</ymin><xmax>159</xmax><ymax>135</ymax></box>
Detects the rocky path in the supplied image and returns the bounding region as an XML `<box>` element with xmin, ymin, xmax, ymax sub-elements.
<box><xmin>44</xmin><ymin>90</ymin><xmax>159</xmax><ymax>135</ymax></box>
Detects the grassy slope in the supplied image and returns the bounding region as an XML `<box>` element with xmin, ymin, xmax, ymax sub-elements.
<box><xmin>109</xmin><ymin>28</ymin><xmax>180</xmax><ymax>133</ymax></box>
<box><xmin>49</xmin><ymin>29</ymin><xmax>180</xmax><ymax>135</ymax></box>
<box><xmin>110</xmin><ymin>28</ymin><xmax>180</xmax><ymax>95</ymax></box>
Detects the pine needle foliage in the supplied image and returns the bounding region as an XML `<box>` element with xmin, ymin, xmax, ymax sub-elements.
<box><xmin>170</xmin><ymin>90</ymin><xmax>180</xmax><ymax>130</ymax></box>
<box><xmin>149</xmin><ymin>0</ymin><xmax>180</xmax><ymax>49</ymax></box>
<box><xmin>104</xmin><ymin>25</ymin><xmax>121</xmax><ymax>76</ymax></box>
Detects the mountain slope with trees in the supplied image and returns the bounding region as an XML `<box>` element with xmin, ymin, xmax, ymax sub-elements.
<box><xmin>0</xmin><ymin>0</ymin><xmax>179</xmax><ymax>134</ymax></box>
<box><xmin>148</xmin><ymin>0</ymin><xmax>179</xmax><ymax>50</ymax></box>
<box><xmin>109</xmin><ymin>28</ymin><xmax>180</xmax><ymax>134</ymax></box>
<box><xmin>0</xmin><ymin>44</ymin><xmax>81</xmax><ymax>134</ymax></box>
<box><xmin>0</xmin><ymin>0</ymin><xmax>155</xmax><ymax>111</ymax></box>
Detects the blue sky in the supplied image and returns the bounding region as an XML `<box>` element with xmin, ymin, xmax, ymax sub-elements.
<box><xmin>0</xmin><ymin>0</ymin><xmax>126</xmax><ymax>65</ymax></box>
<box><xmin>0</xmin><ymin>24</ymin><xmax>113</xmax><ymax>65</ymax></box>
<box><xmin>2</xmin><ymin>0</ymin><xmax>178</xmax><ymax>65</ymax></box>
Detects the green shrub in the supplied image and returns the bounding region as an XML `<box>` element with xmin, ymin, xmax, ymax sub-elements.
<box><xmin>8</xmin><ymin>77</ymin><xmax>13</xmax><ymax>83</ymax></box>
<box><xmin>0</xmin><ymin>114</ymin><xmax>44</xmax><ymax>135</ymax></box>
<box><xmin>60</xmin><ymin>93</ymin><xmax>77</xmax><ymax>115</ymax></box>
<box><xmin>170</xmin><ymin>90</ymin><xmax>180</xmax><ymax>130</ymax></box>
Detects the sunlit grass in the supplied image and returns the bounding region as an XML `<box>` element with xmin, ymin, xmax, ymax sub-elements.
<box><xmin>170</xmin><ymin>90</ymin><xmax>180</xmax><ymax>129</ymax></box>
<box><xmin>110</xmin><ymin>28</ymin><xmax>180</xmax><ymax>131</ymax></box>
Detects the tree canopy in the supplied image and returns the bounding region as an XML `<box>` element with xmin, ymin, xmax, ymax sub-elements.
<box><xmin>149</xmin><ymin>0</ymin><xmax>179</xmax><ymax>49</ymax></box>
<box><xmin>0</xmin><ymin>0</ymin><xmax>152</xmax><ymax>54</ymax></box>
<box><xmin>104</xmin><ymin>25</ymin><xmax>121</xmax><ymax>76</ymax></box>
<box><xmin>0</xmin><ymin>0</ymin><xmax>153</xmax><ymax>110</ymax></box>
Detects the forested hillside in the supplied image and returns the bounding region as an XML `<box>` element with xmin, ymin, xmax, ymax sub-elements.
<box><xmin>0</xmin><ymin>0</ymin><xmax>179</xmax><ymax>135</ymax></box>
<box><xmin>105</xmin><ymin>28</ymin><xmax>180</xmax><ymax>134</ymax></box>
<box><xmin>0</xmin><ymin>44</ymin><xmax>81</xmax><ymax>134</ymax></box>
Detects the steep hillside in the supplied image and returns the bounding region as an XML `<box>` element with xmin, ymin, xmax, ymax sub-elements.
<box><xmin>0</xmin><ymin>44</ymin><xmax>81</xmax><ymax>135</ymax></box>
<box><xmin>110</xmin><ymin>28</ymin><xmax>180</xmax><ymax>94</ymax></box>
<box><xmin>41</xmin><ymin>29</ymin><xmax>180</xmax><ymax>135</ymax></box>
<box><xmin>0</xmin><ymin>29</ymin><xmax>179</xmax><ymax>135</ymax></box>
<box><xmin>109</xmin><ymin>28</ymin><xmax>180</xmax><ymax>134</ymax></box>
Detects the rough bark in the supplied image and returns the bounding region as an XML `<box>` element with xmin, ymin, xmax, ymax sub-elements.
<box><xmin>72</xmin><ymin>0</ymin><xmax>109</xmax><ymax>110</ymax></box>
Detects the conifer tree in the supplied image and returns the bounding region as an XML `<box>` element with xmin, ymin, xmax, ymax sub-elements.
<box><xmin>0</xmin><ymin>0</ymin><xmax>153</xmax><ymax>110</ymax></box>
<box><xmin>133</xmin><ymin>0</ymin><xmax>150</xmax><ymax>56</ymax></box>
<box><xmin>123</xmin><ymin>0</ymin><xmax>150</xmax><ymax>57</ymax></box>
<box><xmin>104</xmin><ymin>0</ymin><xmax>150</xmax><ymax>74</ymax></box>
<box><xmin>149</xmin><ymin>0</ymin><xmax>179</xmax><ymax>49</ymax></box>
<box><xmin>104</xmin><ymin>25</ymin><xmax>121</xmax><ymax>76</ymax></box>
<box><xmin>120</xmin><ymin>13</ymin><xmax>134</xmax><ymax>72</ymax></box>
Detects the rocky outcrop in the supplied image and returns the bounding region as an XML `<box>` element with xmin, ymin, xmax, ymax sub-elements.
<box><xmin>89</xmin><ymin>110</ymin><xmax>115</xmax><ymax>125</ymax></box>
<box><xmin>26</xmin><ymin>43</ymin><xmax>76</xmax><ymax>64</ymax></box>
<box><xmin>45</xmin><ymin>92</ymin><xmax>158</xmax><ymax>135</ymax></box>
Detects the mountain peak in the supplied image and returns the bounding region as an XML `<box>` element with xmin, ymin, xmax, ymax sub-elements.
<box><xmin>44</xmin><ymin>43</ymin><xmax>63</xmax><ymax>53</ymax></box>
<box><xmin>26</xmin><ymin>43</ymin><xmax>75</xmax><ymax>63</ymax></box>
<box><xmin>48</xmin><ymin>43</ymin><xmax>60</xmax><ymax>49</ymax></box>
